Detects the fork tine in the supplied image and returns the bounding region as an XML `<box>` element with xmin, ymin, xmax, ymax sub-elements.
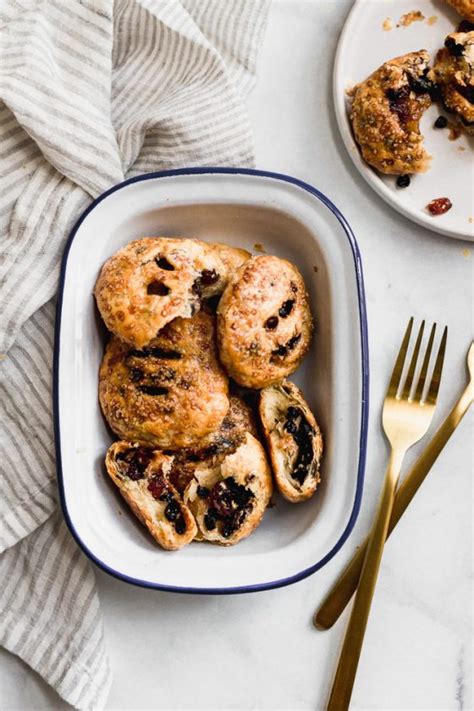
<box><xmin>425</xmin><ymin>326</ymin><xmax>448</xmax><ymax>405</ymax></box>
<box><xmin>387</xmin><ymin>318</ymin><xmax>414</xmax><ymax>398</ymax></box>
<box><xmin>401</xmin><ymin>320</ymin><xmax>425</xmax><ymax>400</ymax></box>
<box><xmin>414</xmin><ymin>323</ymin><xmax>436</xmax><ymax>402</ymax></box>
<box><xmin>413</xmin><ymin>323</ymin><xmax>436</xmax><ymax>402</ymax></box>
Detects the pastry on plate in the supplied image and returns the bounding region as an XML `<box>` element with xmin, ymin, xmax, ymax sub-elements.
<box><xmin>430</xmin><ymin>31</ymin><xmax>474</xmax><ymax>135</ymax></box>
<box><xmin>183</xmin><ymin>433</ymin><xmax>272</xmax><ymax>545</ymax></box>
<box><xmin>259</xmin><ymin>380</ymin><xmax>323</xmax><ymax>503</ymax></box>
<box><xmin>350</xmin><ymin>51</ymin><xmax>435</xmax><ymax>174</ymax></box>
<box><xmin>99</xmin><ymin>312</ymin><xmax>229</xmax><ymax>449</ymax></box>
<box><xmin>217</xmin><ymin>255</ymin><xmax>313</xmax><ymax>389</ymax></box>
<box><xmin>105</xmin><ymin>441</ymin><xmax>197</xmax><ymax>550</ymax></box>
<box><xmin>444</xmin><ymin>0</ymin><xmax>474</xmax><ymax>23</ymax></box>
<box><xmin>167</xmin><ymin>395</ymin><xmax>258</xmax><ymax>495</ymax></box>
<box><xmin>95</xmin><ymin>237</ymin><xmax>249</xmax><ymax>348</ymax></box>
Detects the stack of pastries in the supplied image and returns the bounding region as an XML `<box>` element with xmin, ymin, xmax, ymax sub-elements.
<box><xmin>95</xmin><ymin>237</ymin><xmax>323</xmax><ymax>550</ymax></box>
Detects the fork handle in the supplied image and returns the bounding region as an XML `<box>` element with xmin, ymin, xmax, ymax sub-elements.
<box><xmin>314</xmin><ymin>385</ymin><xmax>474</xmax><ymax>631</ymax></box>
<box><xmin>327</xmin><ymin>448</ymin><xmax>404</xmax><ymax>710</ymax></box>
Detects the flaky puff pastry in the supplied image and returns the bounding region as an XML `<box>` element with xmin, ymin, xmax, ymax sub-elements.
<box><xmin>217</xmin><ymin>255</ymin><xmax>313</xmax><ymax>389</ymax></box>
<box><xmin>95</xmin><ymin>237</ymin><xmax>250</xmax><ymax>348</ymax></box>
<box><xmin>99</xmin><ymin>312</ymin><xmax>229</xmax><ymax>450</ymax></box>
<box><xmin>259</xmin><ymin>380</ymin><xmax>323</xmax><ymax>503</ymax></box>
<box><xmin>184</xmin><ymin>433</ymin><xmax>272</xmax><ymax>545</ymax></box>
<box><xmin>105</xmin><ymin>441</ymin><xmax>197</xmax><ymax>550</ymax></box>
<box><xmin>350</xmin><ymin>51</ymin><xmax>433</xmax><ymax>174</ymax></box>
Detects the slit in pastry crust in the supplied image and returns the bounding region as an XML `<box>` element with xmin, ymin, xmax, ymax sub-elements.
<box><xmin>259</xmin><ymin>380</ymin><xmax>323</xmax><ymax>503</ymax></box>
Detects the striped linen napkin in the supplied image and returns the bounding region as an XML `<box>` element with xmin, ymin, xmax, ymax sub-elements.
<box><xmin>0</xmin><ymin>1</ymin><xmax>268</xmax><ymax>707</ymax></box>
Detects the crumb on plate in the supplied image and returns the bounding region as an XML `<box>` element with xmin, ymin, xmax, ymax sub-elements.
<box><xmin>462</xmin><ymin>248</ymin><xmax>471</xmax><ymax>257</ymax></box>
<box><xmin>253</xmin><ymin>243</ymin><xmax>266</xmax><ymax>253</ymax></box>
<box><xmin>427</xmin><ymin>15</ymin><xmax>438</xmax><ymax>26</ymax></box>
<box><xmin>383</xmin><ymin>17</ymin><xmax>393</xmax><ymax>31</ymax></box>
<box><xmin>448</xmin><ymin>124</ymin><xmax>462</xmax><ymax>140</ymax></box>
<box><xmin>397</xmin><ymin>10</ymin><xmax>425</xmax><ymax>28</ymax></box>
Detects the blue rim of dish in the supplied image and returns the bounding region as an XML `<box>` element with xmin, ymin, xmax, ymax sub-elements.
<box><xmin>53</xmin><ymin>166</ymin><xmax>369</xmax><ymax>595</ymax></box>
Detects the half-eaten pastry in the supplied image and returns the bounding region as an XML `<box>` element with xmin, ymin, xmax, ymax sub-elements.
<box><xmin>430</xmin><ymin>31</ymin><xmax>474</xmax><ymax>135</ymax></box>
<box><xmin>183</xmin><ymin>433</ymin><xmax>272</xmax><ymax>545</ymax></box>
<box><xmin>350</xmin><ymin>50</ymin><xmax>435</xmax><ymax>174</ymax></box>
<box><xmin>95</xmin><ymin>237</ymin><xmax>249</xmax><ymax>348</ymax></box>
<box><xmin>105</xmin><ymin>441</ymin><xmax>197</xmax><ymax>550</ymax></box>
<box><xmin>259</xmin><ymin>380</ymin><xmax>323</xmax><ymax>503</ymax></box>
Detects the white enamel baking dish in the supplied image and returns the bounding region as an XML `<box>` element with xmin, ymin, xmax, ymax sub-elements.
<box><xmin>54</xmin><ymin>168</ymin><xmax>369</xmax><ymax>593</ymax></box>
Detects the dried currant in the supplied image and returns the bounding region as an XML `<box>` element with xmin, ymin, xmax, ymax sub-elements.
<box><xmin>147</xmin><ymin>280</ymin><xmax>170</xmax><ymax>296</ymax></box>
<box><xmin>265</xmin><ymin>316</ymin><xmax>279</xmax><ymax>330</ymax></box>
<box><xmin>116</xmin><ymin>447</ymin><xmax>152</xmax><ymax>481</ymax></box>
<box><xmin>155</xmin><ymin>256</ymin><xmax>175</xmax><ymax>270</ymax></box>
<box><xmin>279</xmin><ymin>300</ymin><xmax>295</xmax><ymax>318</ymax></box>
<box><xmin>427</xmin><ymin>197</ymin><xmax>452</xmax><ymax>215</ymax></box>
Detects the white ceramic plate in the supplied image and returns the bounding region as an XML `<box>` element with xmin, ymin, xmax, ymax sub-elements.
<box><xmin>54</xmin><ymin>168</ymin><xmax>369</xmax><ymax>593</ymax></box>
<box><xmin>334</xmin><ymin>0</ymin><xmax>474</xmax><ymax>241</ymax></box>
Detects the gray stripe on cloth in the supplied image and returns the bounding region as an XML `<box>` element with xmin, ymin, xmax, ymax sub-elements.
<box><xmin>0</xmin><ymin>1</ymin><xmax>269</xmax><ymax>708</ymax></box>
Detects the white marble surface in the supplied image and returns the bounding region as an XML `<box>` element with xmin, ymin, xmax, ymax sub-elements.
<box><xmin>0</xmin><ymin>1</ymin><xmax>472</xmax><ymax>709</ymax></box>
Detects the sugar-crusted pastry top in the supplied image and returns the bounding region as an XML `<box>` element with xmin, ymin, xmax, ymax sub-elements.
<box><xmin>99</xmin><ymin>312</ymin><xmax>229</xmax><ymax>449</ymax></box>
<box><xmin>217</xmin><ymin>255</ymin><xmax>313</xmax><ymax>389</ymax></box>
<box><xmin>95</xmin><ymin>236</ymin><xmax>249</xmax><ymax>348</ymax></box>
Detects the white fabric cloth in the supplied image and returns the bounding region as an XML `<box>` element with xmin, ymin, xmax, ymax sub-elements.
<box><xmin>0</xmin><ymin>1</ymin><xmax>268</xmax><ymax>707</ymax></box>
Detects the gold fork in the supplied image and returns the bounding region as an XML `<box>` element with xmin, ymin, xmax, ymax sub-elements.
<box><xmin>315</xmin><ymin>340</ymin><xmax>473</xmax><ymax>632</ymax></box>
<box><xmin>327</xmin><ymin>318</ymin><xmax>447</xmax><ymax>710</ymax></box>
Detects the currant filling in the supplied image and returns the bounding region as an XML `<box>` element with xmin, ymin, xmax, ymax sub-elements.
<box><xmin>147</xmin><ymin>473</ymin><xmax>187</xmax><ymax>534</ymax></box>
<box><xmin>147</xmin><ymin>280</ymin><xmax>170</xmax><ymax>296</ymax></box>
<box><xmin>283</xmin><ymin>406</ymin><xmax>315</xmax><ymax>485</ymax></box>
<box><xmin>386</xmin><ymin>85</ymin><xmax>411</xmax><ymax>122</ymax></box>
<box><xmin>271</xmin><ymin>333</ymin><xmax>301</xmax><ymax>359</ymax></box>
<box><xmin>192</xmin><ymin>269</ymin><xmax>220</xmax><ymax>295</ymax></box>
<box><xmin>203</xmin><ymin>477</ymin><xmax>254</xmax><ymax>538</ymax></box>
<box><xmin>116</xmin><ymin>447</ymin><xmax>152</xmax><ymax>480</ymax></box>
<box><xmin>445</xmin><ymin>37</ymin><xmax>465</xmax><ymax>57</ymax></box>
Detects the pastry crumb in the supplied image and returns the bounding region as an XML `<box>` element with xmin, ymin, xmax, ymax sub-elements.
<box><xmin>448</xmin><ymin>124</ymin><xmax>462</xmax><ymax>141</ymax></box>
<box><xmin>345</xmin><ymin>84</ymin><xmax>356</xmax><ymax>97</ymax></box>
<box><xmin>0</xmin><ymin>354</ymin><xmax>6</xmax><ymax>361</ymax></box>
<box><xmin>383</xmin><ymin>17</ymin><xmax>393</xmax><ymax>31</ymax></box>
<box><xmin>313</xmin><ymin>265</ymin><xmax>318</xmax><ymax>273</ymax></box>
<box><xmin>462</xmin><ymin>248</ymin><xmax>471</xmax><ymax>258</ymax></box>
<box><xmin>427</xmin><ymin>15</ymin><xmax>438</xmax><ymax>26</ymax></box>
<box><xmin>469</xmin><ymin>217</ymin><xmax>474</xmax><ymax>223</ymax></box>
<box><xmin>458</xmin><ymin>145</ymin><xmax>466</xmax><ymax>151</ymax></box>
<box><xmin>397</xmin><ymin>10</ymin><xmax>425</xmax><ymax>27</ymax></box>
<box><xmin>253</xmin><ymin>243</ymin><xmax>266</xmax><ymax>253</ymax></box>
